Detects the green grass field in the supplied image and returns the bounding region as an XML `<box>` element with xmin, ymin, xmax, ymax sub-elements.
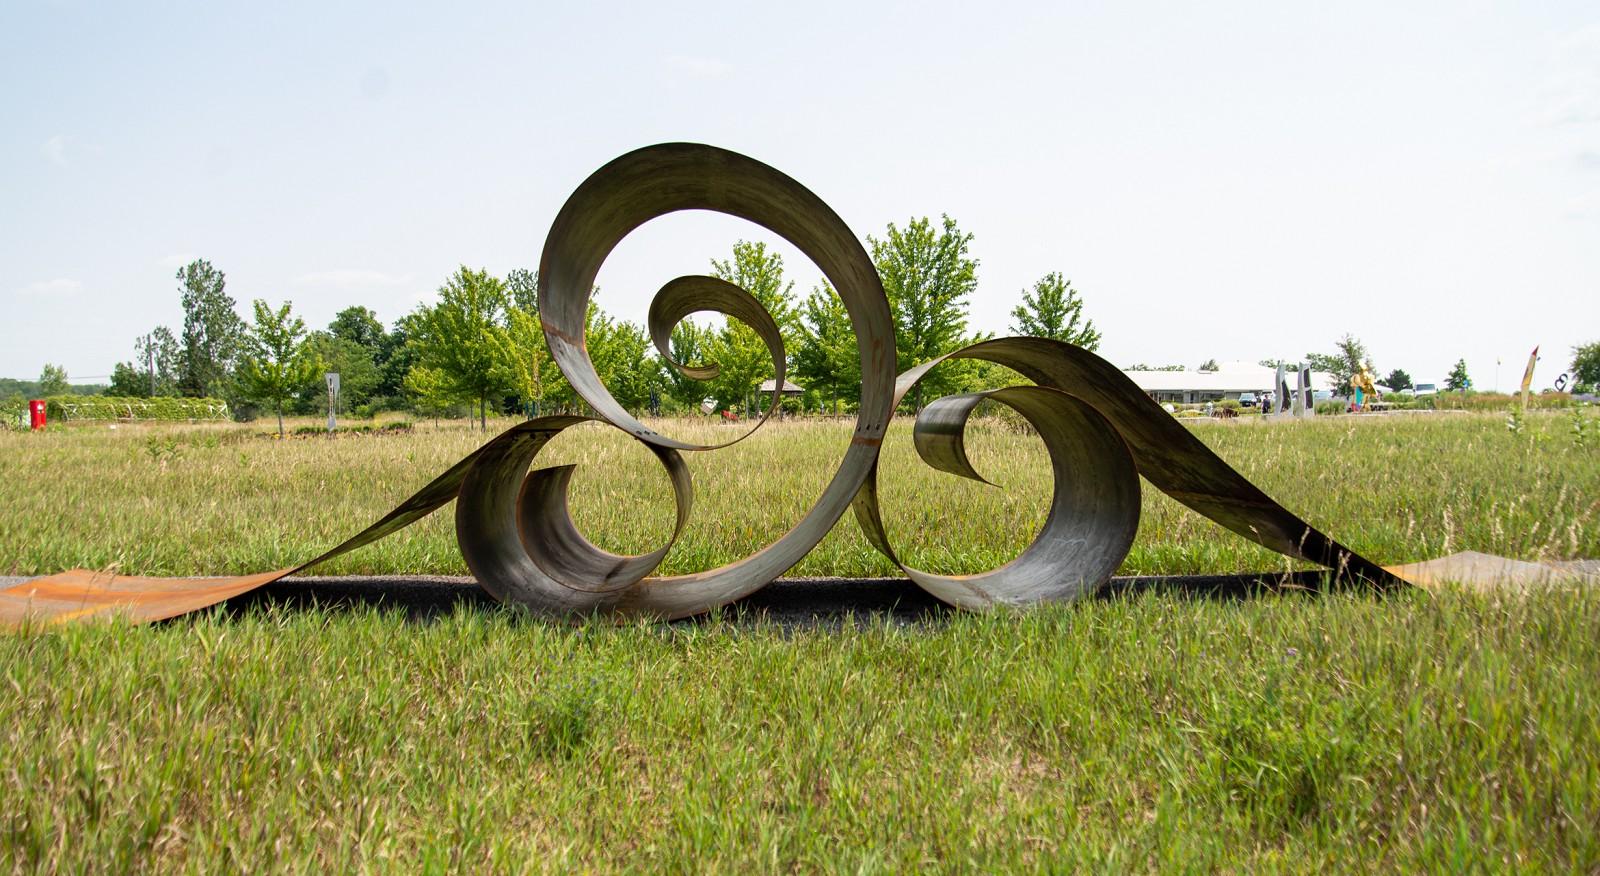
<box><xmin>2</xmin><ymin>410</ymin><xmax>1597</xmax><ymax>578</ymax></box>
<box><xmin>3</xmin><ymin>411</ymin><xmax>1599</xmax><ymax>871</ymax></box>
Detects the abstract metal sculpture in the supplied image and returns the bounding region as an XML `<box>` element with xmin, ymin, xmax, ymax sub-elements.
<box><xmin>0</xmin><ymin>143</ymin><xmax>1406</xmax><ymax>627</ymax></box>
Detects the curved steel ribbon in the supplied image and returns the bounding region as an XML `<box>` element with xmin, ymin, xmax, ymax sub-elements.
<box><xmin>0</xmin><ymin>143</ymin><xmax>1404</xmax><ymax>627</ymax></box>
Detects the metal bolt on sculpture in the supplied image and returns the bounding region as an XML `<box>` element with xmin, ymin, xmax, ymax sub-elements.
<box><xmin>1</xmin><ymin>143</ymin><xmax>1412</xmax><ymax>627</ymax></box>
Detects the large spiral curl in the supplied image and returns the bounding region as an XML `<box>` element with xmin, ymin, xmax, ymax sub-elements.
<box><xmin>426</xmin><ymin>143</ymin><xmax>1398</xmax><ymax>618</ymax></box>
<box><xmin>0</xmin><ymin>143</ymin><xmax>1404</xmax><ymax>628</ymax></box>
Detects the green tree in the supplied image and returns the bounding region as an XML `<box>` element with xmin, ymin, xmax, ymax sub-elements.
<box><xmin>706</xmin><ymin>241</ymin><xmax>798</xmax><ymax>414</ymax></box>
<box><xmin>175</xmin><ymin>259</ymin><xmax>244</xmax><ymax>399</ymax></box>
<box><xmin>329</xmin><ymin>306</ymin><xmax>386</xmax><ymax>350</ymax></box>
<box><xmin>108</xmin><ymin>362</ymin><xmax>148</xmax><ymax>397</ymax></box>
<box><xmin>237</xmin><ymin>300</ymin><xmax>321</xmax><ymax>436</ymax></box>
<box><xmin>37</xmin><ymin>364</ymin><xmax>69</xmax><ymax>396</ymax></box>
<box><xmin>952</xmin><ymin>351</ymin><xmax>1025</xmax><ymax>395</ymax></box>
<box><xmin>709</xmin><ymin>241</ymin><xmax>800</xmax><ymax>346</ymax></box>
<box><xmin>1384</xmin><ymin>368</ymin><xmax>1413</xmax><ymax>391</ymax></box>
<box><xmin>1570</xmin><ymin>342</ymin><xmax>1600</xmax><ymax>393</ymax></box>
<box><xmin>704</xmin><ymin>325</ymin><xmax>774</xmax><ymax>414</ymax></box>
<box><xmin>302</xmin><ymin>306</ymin><xmax>390</xmax><ymax>413</ymax></box>
<box><xmin>794</xmin><ymin>282</ymin><xmax>860</xmax><ymax>415</ymax></box>
<box><xmin>1009</xmin><ymin>273</ymin><xmax>1100</xmax><ymax>350</ymax></box>
<box><xmin>1127</xmin><ymin>363</ymin><xmax>1186</xmax><ymax>372</ymax></box>
<box><xmin>663</xmin><ymin>318</ymin><xmax>715</xmax><ymax>411</ymax></box>
<box><xmin>135</xmin><ymin>327</ymin><xmax>181</xmax><ymax>396</ymax></box>
<box><xmin>297</xmin><ymin>333</ymin><xmax>380</xmax><ymax>414</ymax></box>
<box><xmin>1306</xmin><ymin>334</ymin><xmax>1373</xmax><ymax>396</ymax></box>
<box><xmin>1198</xmin><ymin>358</ymin><xmax>1219</xmax><ymax>372</ymax></box>
<box><xmin>869</xmin><ymin>215</ymin><xmax>978</xmax><ymax>411</ymax></box>
<box><xmin>506</xmin><ymin>268</ymin><xmax>539</xmax><ymax>315</ymax></box>
<box><xmin>1445</xmin><ymin>358</ymin><xmax>1472</xmax><ymax>392</ymax></box>
<box><xmin>491</xmin><ymin>304</ymin><xmax>559</xmax><ymax>415</ymax></box>
<box><xmin>375</xmin><ymin>316</ymin><xmax>415</xmax><ymax>403</ymax></box>
<box><xmin>586</xmin><ymin>305</ymin><xmax>658</xmax><ymax>414</ymax></box>
<box><xmin>406</xmin><ymin>266</ymin><xmax>519</xmax><ymax>431</ymax></box>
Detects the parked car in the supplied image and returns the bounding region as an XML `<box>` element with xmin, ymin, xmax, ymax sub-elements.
<box><xmin>1413</xmin><ymin>383</ymin><xmax>1438</xmax><ymax>396</ymax></box>
<box><xmin>1238</xmin><ymin>392</ymin><xmax>1258</xmax><ymax>408</ymax></box>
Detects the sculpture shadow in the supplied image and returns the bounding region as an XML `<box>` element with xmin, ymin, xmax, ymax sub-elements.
<box><xmin>211</xmin><ymin>570</ymin><xmax>1356</xmax><ymax>629</ymax></box>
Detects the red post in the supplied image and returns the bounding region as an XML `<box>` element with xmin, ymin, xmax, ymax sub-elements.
<box><xmin>28</xmin><ymin>400</ymin><xmax>46</xmax><ymax>430</ymax></box>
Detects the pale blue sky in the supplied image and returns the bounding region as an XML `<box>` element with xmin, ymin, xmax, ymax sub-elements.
<box><xmin>4</xmin><ymin>1</ymin><xmax>1596</xmax><ymax>390</ymax></box>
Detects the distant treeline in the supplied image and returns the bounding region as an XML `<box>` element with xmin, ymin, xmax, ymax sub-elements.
<box><xmin>16</xmin><ymin>218</ymin><xmax>1111</xmax><ymax>428</ymax></box>
<box><xmin>0</xmin><ymin>377</ymin><xmax>106</xmax><ymax>398</ymax></box>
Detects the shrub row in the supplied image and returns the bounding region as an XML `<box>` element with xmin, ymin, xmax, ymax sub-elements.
<box><xmin>44</xmin><ymin>395</ymin><xmax>231</xmax><ymax>422</ymax></box>
<box><xmin>287</xmin><ymin>421</ymin><xmax>414</xmax><ymax>437</ymax></box>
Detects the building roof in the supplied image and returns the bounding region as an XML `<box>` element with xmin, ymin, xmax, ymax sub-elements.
<box><xmin>758</xmin><ymin>378</ymin><xmax>804</xmax><ymax>393</ymax></box>
<box><xmin>1121</xmin><ymin>364</ymin><xmax>1336</xmax><ymax>394</ymax></box>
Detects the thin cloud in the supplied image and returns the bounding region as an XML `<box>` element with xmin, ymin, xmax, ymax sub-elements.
<box><xmin>41</xmin><ymin>135</ymin><xmax>69</xmax><ymax>166</ymax></box>
<box><xmin>665</xmin><ymin>54</ymin><xmax>732</xmax><ymax>78</ymax></box>
<box><xmin>1535</xmin><ymin>25</ymin><xmax>1600</xmax><ymax>127</ymax></box>
<box><xmin>292</xmin><ymin>270</ymin><xmax>412</xmax><ymax>290</ymax></box>
<box><xmin>17</xmin><ymin>278</ymin><xmax>82</xmax><ymax>297</ymax></box>
<box><xmin>360</xmin><ymin>66</ymin><xmax>391</xmax><ymax>99</ymax></box>
<box><xmin>1569</xmin><ymin>188</ymin><xmax>1600</xmax><ymax>221</ymax></box>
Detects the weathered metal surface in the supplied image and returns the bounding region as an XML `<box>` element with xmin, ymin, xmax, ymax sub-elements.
<box><xmin>0</xmin><ymin>142</ymin><xmax>1410</xmax><ymax>628</ymax></box>
<box><xmin>852</xmin><ymin>385</ymin><xmax>1142</xmax><ymax>610</ymax></box>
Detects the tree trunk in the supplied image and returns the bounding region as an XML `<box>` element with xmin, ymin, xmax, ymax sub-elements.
<box><xmin>480</xmin><ymin>395</ymin><xmax>487</xmax><ymax>432</ymax></box>
<box><xmin>276</xmin><ymin>404</ymin><xmax>284</xmax><ymax>438</ymax></box>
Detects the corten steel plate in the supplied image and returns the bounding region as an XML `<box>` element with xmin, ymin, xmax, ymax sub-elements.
<box><xmin>1</xmin><ymin>142</ymin><xmax>1416</xmax><ymax>628</ymax></box>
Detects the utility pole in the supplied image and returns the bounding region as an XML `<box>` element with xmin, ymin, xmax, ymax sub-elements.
<box><xmin>145</xmin><ymin>333</ymin><xmax>155</xmax><ymax>396</ymax></box>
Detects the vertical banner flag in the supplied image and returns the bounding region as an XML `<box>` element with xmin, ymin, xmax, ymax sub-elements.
<box><xmin>1519</xmin><ymin>347</ymin><xmax>1538</xmax><ymax>410</ymax></box>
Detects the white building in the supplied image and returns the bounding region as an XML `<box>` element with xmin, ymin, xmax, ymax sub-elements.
<box><xmin>1122</xmin><ymin>361</ymin><xmax>1335</xmax><ymax>405</ymax></box>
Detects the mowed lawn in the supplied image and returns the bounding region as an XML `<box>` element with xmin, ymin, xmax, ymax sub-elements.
<box><xmin>2</xmin><ymin>411</ymin><xmax>1599</xmax><ymax>871</ymax></box>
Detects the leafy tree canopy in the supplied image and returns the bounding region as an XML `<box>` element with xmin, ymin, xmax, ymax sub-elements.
<box><xmin>405</xmin><ymin>266</ymin><xmax>519</xmax><ymax>430</ymax></box>
<box><xmin>869</xmin><ymin>215</ymin><xmax>978</xmax><ymax>411</ymax></box>
<box><xmin>37</xmin><ymin>364</ymin><xmax>69</xmax><ymax>396</ymax></box>
<box><xmin>175</xmin><ymin>259</ymin><xmax>244</xmax><ymax>399</ymax></box>
<box><xmin>1009</xmin><ymin>273</ymin><xmax>1100</xmax><ymax>350</ymax></box>
<box><xmin>135</xmin><ymin>327</ymin><xmax>181</xmax><ymax>396</ymax></box>
<box><xmin>707</xmin><ymin>241</ymin><xmax>797</xmax><ymax>413</ymax></box>
<box><xmin>709</xmin><ymin>241</ymin><xmax>801</xmax><ymax>349</ymax></box>
<box><xmin>297</xmin><ymin>333</ymin><xmax>380</xmax><ymax>414</ymax></box>
<box><xmin>329</xmin><ymin>306</ymin><xmax>386</xmax><ymax>351</ymax></box>
<box><xmin>1571</xmin><ymin>341</ymin><xmax>1600</xmax><ymax>392</ymax></box>
<box><xmin>109</xmin><ymin>362</ymin><xmax>148</xmax><ymax>397</ymax></box>
<box><xmin>1305</xmin><ymin>334</ymin><xmax>1374</xmax><ymax>396</ymax></box>
<box><xmin>506</xmin><ymin>268</ymin><xmax>539</xmax><ymax>315</ymax></box>
<box><xmin>663</xmin><ymin>319</ymin><xmax>714</xmax><ymax>410</ymax></box>
<box><xmin>236</xmin><ymin>299</ymin><xmax>321</xmax><ymax>436</ymax></box>
<box><xmin>794</xmin><ymin>282</ymin><xmax>860</xmax><ymax>415</ymax></box>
